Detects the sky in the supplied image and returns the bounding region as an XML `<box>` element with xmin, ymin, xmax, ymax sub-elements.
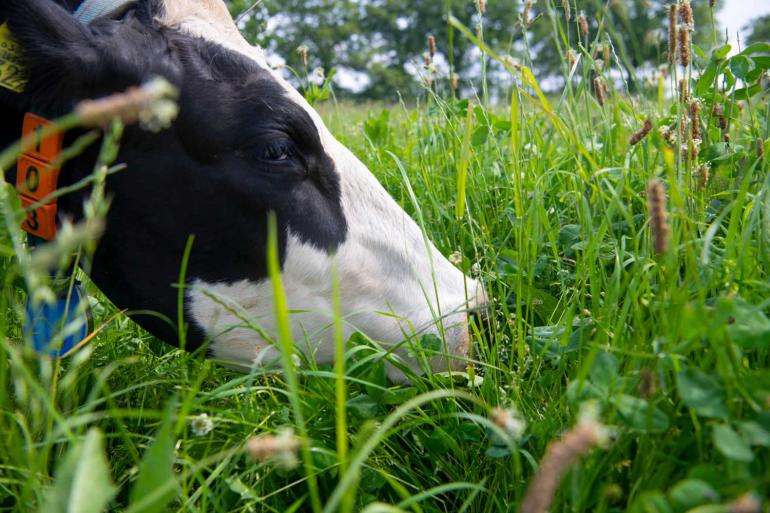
<box><xmin>719</xmin><ymin>0</ymin><xmax>770</xmax><ymax>50</ymax></box>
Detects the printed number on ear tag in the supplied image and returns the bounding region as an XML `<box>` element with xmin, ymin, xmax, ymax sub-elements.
<box><xmin>0</xmin><ymin>23</ymin><xmax>26</xmax><ymax>93</ymax></box>
<box><xmin>20</xmin><ymin>195</ymin><xmax>57</xmax><ymax>240</ymax></box>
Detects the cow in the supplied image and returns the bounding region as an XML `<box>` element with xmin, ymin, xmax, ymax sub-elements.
<box><xmin>0</xmin><ymin>0</ymin><xmax>488</xmax><ymax>381</ymax></box>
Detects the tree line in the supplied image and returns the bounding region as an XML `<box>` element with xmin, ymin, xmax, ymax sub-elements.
<box><xmin>225</xmin><ymin>1</ymin><xmax>769</xmax><ymax>101</ymax></box>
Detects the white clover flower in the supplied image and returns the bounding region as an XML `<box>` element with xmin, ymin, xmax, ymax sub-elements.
<box><xmin>190</xmin><ymin>413</ymin><xmax>214</xmax><ymax>436</ymax></box>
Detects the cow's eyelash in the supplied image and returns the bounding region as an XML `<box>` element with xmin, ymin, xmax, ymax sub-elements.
<box><xmin>263</xmin><ymin>140</ymin><xmax>294</xmax><ymax>161</ymax></box>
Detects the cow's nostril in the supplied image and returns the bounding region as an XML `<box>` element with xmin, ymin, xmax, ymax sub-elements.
<box><xmin>469</xmin><ymin>302</ymin><xmax>492</xmax><ymax>324</ymax></box>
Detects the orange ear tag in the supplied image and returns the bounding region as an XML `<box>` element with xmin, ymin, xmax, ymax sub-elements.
<box><xmin>16</xmin><ymin>113</ymin><xmax>64</xmax><ymax>240</ymax></box>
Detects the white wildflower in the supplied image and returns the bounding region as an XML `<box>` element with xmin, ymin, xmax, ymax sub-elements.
<box><xmin>190</xmin><ymin>413</ymin><xmax>214</xmax><ymax>436</ymax></box>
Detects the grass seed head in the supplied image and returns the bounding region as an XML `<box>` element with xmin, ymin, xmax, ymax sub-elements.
<box><xmin>668</xmin><ymin>4</ymin><xmax>678</xmax><ymax>64</ymax></box>
<box><xmin>562</xmin><ymin>0</ymin><xmax>571</xmax><ymax>21</ymax></box>
<box><xmin>593</xmin><ymin>77</ymin><xmax>605</xmax><ymax>106</ymax></box>
<box><xmin>690</xmin><ymin>100</ymin><xmax>701</xmax><ymax>142</ymax></box>
<box><xmin>630</xmin><ymin>119</ymin><xmax>653</xmax><ymax>145</ymax></box>
<box><xmin>728</xmin><ymin>494</ymin><xmax>761</xmax><ymax>513</ymax></box>
<box><xmin>427</xmin><ymin>35</ymin><xmax>437</xmax><ymax>58</ymax></box>
<box><xmin>566</xmin><ymin>49</ymin><xmax>577</xmax><ymax>69</ymax></box>
<box><xmin>297</xmin><ymin>45</ymin><xmax>309</xmax><ymax>68</ymax></box>
<box><xmin>679</xmin><ymin>79</ymin><xmax>689</xmax><ymax>103</ymax></box>
<box><xmin>520</xmin><ymin>412</ymin><xmax>607</xmax><ymax>513</ymax></box>
<box><xmin>696</xmin><ymin>163</ymin><xmax>710</xmax><ymax>189</ymax></box>
<box><xmin>76</xmin><ymin>77</ymin><xmax>178</xmax><ymax>131</ymax></box>
<box><xmin>758</xmin><ymin>138</ymin><xmax>765</xmax><ymax>162</ymax></box>
<box><xmin>491</xmin><ymin>406</ymin><xmax>526</xmax><ymax>441</ymax></box>
<box><xmin>247</xmin><ymin>428</ymin><xmax>301</xmax><ymax>470</ymax></box>
<box><xmin>678</xmin><ymin>0</ymin><xmax>694</xmax><ymax>29</ymax></box>
<box><xmin>479</xmin><ymin>0</ymin><xmax>487</xmax><ymax>14</ymax></box>
<box><xmin>646</xmin><ymin>180</ymin><xmax>669</xmax><ymax>255</ymax></box>
<box><xmin>579</xmin><ymin>13</ymin><xmax>589</xmax><ymax>36</ymax></box>
<box><xmin>678</xmin><ymin>26</ymin><xmax>690</xmax><ymax>67</ymax></box>
<box><xmin>522</xmin><ymin>0</ymin><xmax>533</xmax><ymax>27</ymax></box>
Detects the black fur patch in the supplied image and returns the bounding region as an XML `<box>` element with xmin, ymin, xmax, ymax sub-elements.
<box><xmin>0</xmin><ymin>0</ymin><xmax>347</xmax><ymax>350</ymax></box>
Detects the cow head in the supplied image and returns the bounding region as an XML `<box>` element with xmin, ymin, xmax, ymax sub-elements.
<box><xmin>1</xmin><ymin>0</ymin><xmax>487</xmax><ymax>381</ymax></box>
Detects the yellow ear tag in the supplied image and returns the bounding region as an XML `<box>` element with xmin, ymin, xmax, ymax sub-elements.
<box><xmin>0</xmin><ymin>23</ymin><xmax>26</xmax><ymax>93</ymax></box>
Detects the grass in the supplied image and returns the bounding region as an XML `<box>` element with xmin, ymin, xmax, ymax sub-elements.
<box><xmin>2</xmin><ymin>1</ymin><xmax>770</xmax><ymax>512</ymax></box>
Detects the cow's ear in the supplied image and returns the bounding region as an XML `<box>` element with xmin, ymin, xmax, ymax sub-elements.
<box><xmin>4</xmin><ymin>0</ymin><xmax>170</xmax><ymax>109</ymax></box>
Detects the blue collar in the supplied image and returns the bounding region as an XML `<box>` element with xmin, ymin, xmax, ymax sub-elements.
<box><xmin>72</xmin><ymin>0</ymin><xmax>136</xmax><ymax>25</ymax></box>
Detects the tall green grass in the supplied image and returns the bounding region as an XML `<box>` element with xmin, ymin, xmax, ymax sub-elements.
<box><xmin>2</xmin><ymin>1</ymin><xmax>770</xmax><ymax>512</ymax></box>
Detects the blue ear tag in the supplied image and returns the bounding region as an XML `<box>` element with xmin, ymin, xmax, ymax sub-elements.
<box><xmin>24</xmin><ymin>283</ymin><xmax>91</xmax><ymax>357</ymax></box>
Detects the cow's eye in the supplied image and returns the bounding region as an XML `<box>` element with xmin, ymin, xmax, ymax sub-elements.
<box><xmin>264</xmin><ymin>140</ymin><xmax>293</xmax><ymax>161</ymax></box>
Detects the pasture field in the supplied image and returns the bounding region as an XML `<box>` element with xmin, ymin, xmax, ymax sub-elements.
<box><xmin>1</xmin><ymin>2</ymin><xmax>770</xmax><ymax>512</ymax></box>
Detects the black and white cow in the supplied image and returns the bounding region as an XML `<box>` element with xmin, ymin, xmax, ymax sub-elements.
<box><xmin>0</xmin><ymin>0</ymin><xmax>487</xmax><ymax>380</ymax></box>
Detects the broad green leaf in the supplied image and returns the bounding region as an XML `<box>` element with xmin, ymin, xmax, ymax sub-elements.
<box><xmin>676</xmin><ymin>368</ymin><xmax>728</xmax><ymax>419</ymax></box>
<box><xmin>129</xmin><ymin>406</ymin><xmax>178</xmax><ymax>513</ymax></box>
<box><xmin>614</xmin><ymin>395</ymin><xmax>669</xmax><ymax>433</ymax></box>
<box><xmin>566</xmin><ymin>379</ymin><xmax>604</xmax><ymax>405</ymax></box>
<box><xmin>423</xmin><ymin>426</ymin><xmax>458</xmax><ymax>455</ymax></box>
<box><xmin>380</xmin><ymin>386</ymin><xmax>418</xmax><ymax>406</ymax></box>
<box><xmin>668</xmin><ymin>479</ymin><xmax>719</xmax><ymax>512</ymax></box>
<box><xmin>723</xmin><ymin>298</ymin><xmax>770</xmax><ymax>348</ymax></box>
<box><xmin>42</xmin><ymin>429</ymin><xmax>116</xmax><ymax>513</ymax></box>
<box><xmin>471</xmin><ymin>125</ymin><xmax>489</xmax><ymax>147</ymax></box>
<box><xmin>696</xmin><ymin>61</ymin><xmax>718</xmax><ymax>97</ymax></box>
<box><xmin>347</xmin><ymin>394</ymin><xmax>379</xmax><ymax>419</ymax></box>
<box><xmin>418</xmin><ymin>333</ymin><xmax>442</xmax><ymax>352</ymax></box>
<box><xmin>629</xmin><ymin>491</ymin><xmax>673</xmax><ymax>513</ymax></box>
<box><xmin>739</xmin><ymin>42</ymin><xmax>770</xmax><ymax>55</ymax></box>
<box><xmin>712</xmin><ymin>44</ymin><xmax>732</xmax><ymax>61</ymax></box>
<box><xmin>365</xmin><ymin>358</ymin><xmax>387</xmax><ymax>401</ymax></box>
<box><xmin>590</xmin><ymin>351</ymin><xmax>619</xmax><ymax>393</ymax></box>
<box><xmin>729</xmin><ymin>56</ymin><xmax>755</xmax><ymax>80</ymax></box>
<box><xmin>734</xmin><ymin>84</ymin><xmax>763</xmax><ymax>100</ymax></box>
<box><xmin>712</xmin><ymin>424</ymin><xmax>754</xmax><ymax>462</ymax></box>
<box><xmin>738</xmin><ymin>420</ymin><xmax>770</xmax><ymax>447</ymax></box>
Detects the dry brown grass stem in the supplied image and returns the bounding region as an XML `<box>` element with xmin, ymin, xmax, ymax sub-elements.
<box><xmin>647</xmin><ymin>180</ymin><xmax>669</xmax><ymax>255</ymax></box>
<box><xmin>520</xmin><ymin>420</ymin><xmax>604</xmax><ymax>513</ymax></box>
<box><xmin>630</xmin><ymin>119</ymin><xmax>653</xmax><ymax>146</ymax></box>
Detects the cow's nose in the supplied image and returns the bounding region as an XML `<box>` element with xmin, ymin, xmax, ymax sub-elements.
<box><xmin>468</xmin><ymin>301</ymin><xmax>494</xmax><ymax>339</ymax></box>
